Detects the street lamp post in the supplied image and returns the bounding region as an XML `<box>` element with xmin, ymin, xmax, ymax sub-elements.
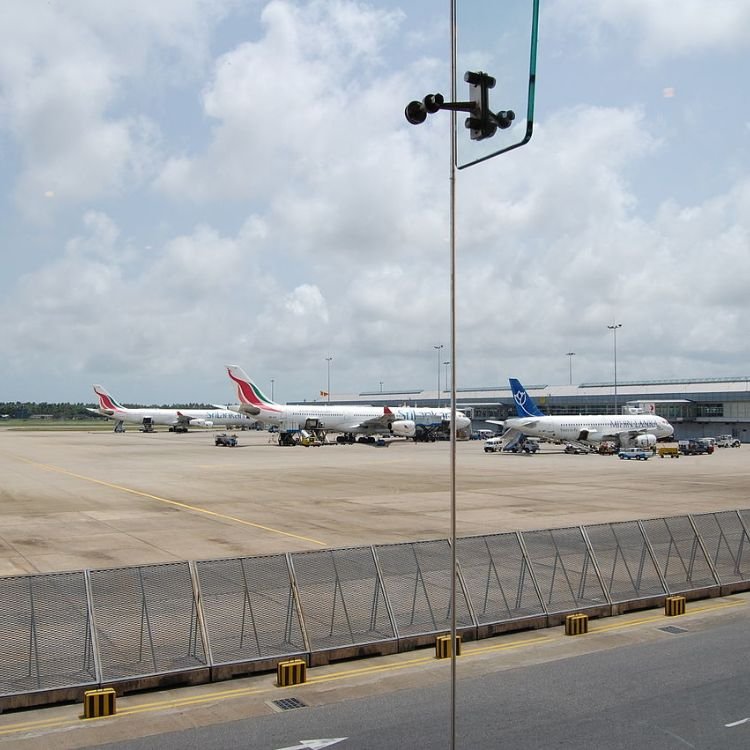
<box><xmin>379</xmin><ymin>381</ymin><xmax>383</xmax><ymax>393</ymax></box>
<box><xmin>566</xmin><ymin>352</ymin><xmax>576</xmax><ymax>385</ymax></box>
<box><xmin>607</xmin><ymin>324</ymin><xmax>622</xmax><ymax>413</ymax></box>
<box><xmin>433</xmin><ymin>344</ymin><xmax>444</xmax><ymax>407</ymax></box>
<box><xmin>271</xmin><ymin>379</ymin><xmax>275</xmax><ymax>401</ymax></box>
<box><xmin>443</xmin><ymin>361</ymin><xmax>451</xmax><ymax>404</ymax></box>
<box><xmin>325</xmin><ymin>356</ymin><xmax>332</xmax><ymax>404</ymax></box>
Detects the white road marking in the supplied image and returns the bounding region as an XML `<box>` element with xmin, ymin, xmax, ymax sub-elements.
<box><xmin>725</xmin><ymin>717</ymin><xmax>750</xmax><ymax>727</ymax></box>
<box><xmin>275</xmin><ymin>739</ymin><xmax>348</xmax><ymax>750</ymax></box>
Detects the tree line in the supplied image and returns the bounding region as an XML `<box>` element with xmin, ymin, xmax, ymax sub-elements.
<box><xmin>0</xmin><ymin>402</ymin><xmax>214</xmax><ymax>419</ymax></box>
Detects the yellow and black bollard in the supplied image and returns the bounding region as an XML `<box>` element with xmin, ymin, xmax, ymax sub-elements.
<box><xmin>82</xmin><ymin>688</ymin><xmax>117</xmax><ymax>719</ymax></box>
<box><xmin>665</xmin><ymin>595</ymin><xmax>686</xmax><ymax>616</ymax></box>
<box><xmin>435</xmin><ymin>634</ymin><xmax>462</xmax><ymax>659</ymax></box>
<box><xmin>564</xmin><ymin>613</ymin><xmax>589</xmax><ymax>636</ymax></box>
<box><xmin>276</xmin><ymin>658</ymin><xmax>307</xmax><ymax>687</ymax></box>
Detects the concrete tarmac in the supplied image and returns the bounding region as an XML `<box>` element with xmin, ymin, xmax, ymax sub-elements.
<box><xmin>0</xmin><ymin>428</ymin><xmax>747</xmax><ymax>576</ymax></box>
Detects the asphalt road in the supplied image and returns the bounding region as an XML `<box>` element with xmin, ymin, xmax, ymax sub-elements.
<box><xmin>93</xmin><ymin>604</ymin><xmax>750</xmax><ymax>750</ymax></box>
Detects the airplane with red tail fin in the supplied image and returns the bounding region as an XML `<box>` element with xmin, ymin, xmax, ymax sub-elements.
<box><xmin>88</xmin><ymin>384</ymin><xmax>256</xmax><ymax>433</ymax></box>
<box><xmin>226</xmin><ymin>365</ymin><xmax>471</xmax><ymax>442</ymax></box>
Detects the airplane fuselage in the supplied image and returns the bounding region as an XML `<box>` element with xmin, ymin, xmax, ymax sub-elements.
<box><xmin>92</xmin><ymin>406</ymin><xmax>255</xmax><ymax>428</ymax></box>
<box><xmin>241</xmin><ymin>403</ymin><xmax>468</xmax><ymax>434</ymax></box>
<box><xmin>505</xmin><ymin>414</ymin><xmax>673</xmax><ymax>444</ymax></box>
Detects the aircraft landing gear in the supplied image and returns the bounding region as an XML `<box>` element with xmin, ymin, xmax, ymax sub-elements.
<box><xmin>113</xmin><ymin>420</ymin><xmax>125</xmax><ymax>433</ymax></box>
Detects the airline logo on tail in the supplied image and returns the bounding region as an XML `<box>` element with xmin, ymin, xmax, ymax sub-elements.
<box><xmin>509</xmin><ymin>379</ymin><xmax>546</xmax><ymax>418</ymax></box>
<box><xmin>226</xmin><ymin>366</ymin><xmax>282</xmax><ymax>413</ymax></box>
<box><xmin>93</xmin><ymin>385</ymin><xmax>123</xmax><ymax>412</ymax></box>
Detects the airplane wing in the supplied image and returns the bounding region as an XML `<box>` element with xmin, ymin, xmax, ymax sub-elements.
<box><xmin>354</xmin><ymin>407</ymin><xmax>398</xmax><ymax>430</ymax></box>
<box><xmin>343</xmin><ymin>407</ymin><xmax>422</xmax><ymax>433</ymax></box>
<box><xmin>610</xmin><ymin>428</ymin><xmax>652</xmax><ymax>441</ymax></box>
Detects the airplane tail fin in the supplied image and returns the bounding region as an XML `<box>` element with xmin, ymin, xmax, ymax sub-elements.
<box><xmin>92</xmin><ymin>384</ymin><xmax>124</xmax><ymax>412</ymax></box>
<box><xmin>509</xmin><ymin>378</ymin><xmax>546</xmax><ymax>418</ymax></box>
<box><xmin>226</xmin><ymin>365</ymin><xmax>281</xmax><ymax>412</ymax></box>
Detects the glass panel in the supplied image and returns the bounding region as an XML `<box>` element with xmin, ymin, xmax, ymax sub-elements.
<box><xmin>456</xmin><ymin>0</ymin><xmax>539</xmax><ymax>168</ymax></box>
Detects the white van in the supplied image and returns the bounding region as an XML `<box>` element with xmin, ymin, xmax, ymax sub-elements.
<box><xmin>484</xmin><ymin>436</ymin><xmax>504</xmax><ymax>453</ymax></box>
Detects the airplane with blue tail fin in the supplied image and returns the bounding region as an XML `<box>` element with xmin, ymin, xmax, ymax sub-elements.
<box><xmin>488</xmin><ymin>378</ymin><xmax>674</xmax><ymax>450</ymax></box>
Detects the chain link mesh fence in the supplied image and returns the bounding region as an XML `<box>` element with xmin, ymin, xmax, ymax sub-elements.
<box><xmin>373</xmin><ymin>540</ymin><xmax>474</xmax><ymax>637</ymax></box>
<box><xmin>520</xmin><ymin>526</ymin><xmax>608</xmax><ymax>612</ymax></box>
<box><xmin>3</xmin><ymin>509</ymin><xmax>750</xmax><ymax>706</ymax></box>
<box><xmin>0</xmin><ymin>571</ymin><xmax>96</xmax><ymax>697</ymax></box>
<box><xmin>640</xmin><ymin>515</ymin><xmax>718</xmax><ymax>593</ymax></box>
<box><xmin>89</xmin><ymin>562</ymin><xmax>207</xmax><ymax>681</ymax></box>
<box><xmin>290</xmin><ymin>546</ymin><xmax>395</xmax><ymax>651</ymax></box>
<box><xmin>583</xmin><ymin>521</ymin><xmax>665</xmax><ymax>603</ymax></box>
<box><xmin>456</xmin><ymin>532</ymin><xmax>544</xmax><ymax>624</ymax></box>
<box><xmin>195</xmin><ymin>554</ymin><xmax>305</xmax><ymax>665</ymax></box>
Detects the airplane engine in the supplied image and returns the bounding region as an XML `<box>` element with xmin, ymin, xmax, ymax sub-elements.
<box><xmin>391</xmin><ymin>420</ymin><xmax>416</xmax><ymax>438</ymax></box>
<box><xmin>189</xmin><ymin>418</ymin><xmax>213</xmax><ymax>428</ymax></box>
<box><xmin>634</xmin><ymin>434</ymin><xmax>657</xmax><ymax>449</ymax></box>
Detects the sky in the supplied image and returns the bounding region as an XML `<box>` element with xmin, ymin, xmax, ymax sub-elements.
<box><xmin>1</xmin><ymin>0</ymin><xmax>749</xmax><ymax>404</ymax></box>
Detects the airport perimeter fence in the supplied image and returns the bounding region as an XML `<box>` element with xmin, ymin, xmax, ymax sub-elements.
<box><xmin>2</xmin><ymin>508</ymin><xmax>750</xmax><ymax>710</ymax></box>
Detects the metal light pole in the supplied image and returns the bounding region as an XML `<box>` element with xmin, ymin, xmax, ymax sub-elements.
<box><xmin>379</xmin><ymin>381</ymin><xmax>383</xmax><ymax>393</ymax></box>
<box><xmin>433</xmin><ymin>344</ymin><xmax>444</xmax><ymax>407</ymax></box>
<box><xmin>271</xmin><ymin>379</ymin><xmax>275</xmax><ymax>401</ymax></box>
<box><xmin>607</xmin><ymin>324</ymin><xmax>622</xmax><ymax>413</ymax></box>
<box><xmin>406</xmin><ymin>5</ymin><xmax>540</xmax><ymax>747</ymax></box>
<box><xmin>566</xmin><ymin>352</ymin><xmax>576</xmax><ymax>385</ymax></box>
<box><xmin>443</xmin><ymin>361</ymin><xmax>451</xmax><ymax>403</ymax></box>
<box><xmin>325</xmin><ymin>356</ymin><xmax>332</xmax><ymax>403</ymax></box>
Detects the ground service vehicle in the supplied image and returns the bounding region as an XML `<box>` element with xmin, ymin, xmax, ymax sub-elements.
<box><xmin>484</xmin><ymin>437</ymin><xmax>504</xmax><ymax>453</ymax></box>
<box><xmin>564</xmin><ymin>443</ymin><xmax>589</xmax><ymax>455</ymax></box>
<box><xmin>505</xmin><ymin>439</ymin><xmax>539</xmax><ymax>454</ymax></box>
<box><xmin>716</xmin><ymin>435</ymin><xmax>741</xmax><ymax>448</ymax></box>
<box><xmin>657</xmin><ymin>446</ymin><xmax>680</xmax><ymax>458</ymax></box>
<box><xmin>618</xmin><ymin>448</ymin><xmax>651</xmax><ymax>460</ymax></box>
<box><xmin>679</xmin><ymin>439</ymin><xmax>712</xmax><ymax>455</ymax></box>
<box><xmin>215</xmin><ymin>433</ymin><xmax>238</xmax><ymax>447</ymax></box>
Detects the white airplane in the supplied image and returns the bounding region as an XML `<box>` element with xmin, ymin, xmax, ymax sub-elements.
<box><xmin>88</xmin><ymin>384</ymin><xmax>256</xmax><ymax>433</ymax></box>
<box><xmin>488</xmin><ymin>378</ymin><xmax>674</xmax><ymax>450</ymax></box>
<box><xmin>226</xmin><ymin>365</ymin><xmax>471</xmax><ymax>442</ymax></box>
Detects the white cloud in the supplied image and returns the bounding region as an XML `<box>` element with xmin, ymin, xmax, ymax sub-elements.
<box><xmin>155</xmin><ymin>0</ymin><xmax>409</xmax><ymax>204</ymax></box>
<box><xmin>0</xmin><ymin>0</ymin><xmax>236</xmax><ymax>220</ymax></box>
<box><xmin>1</xmin><ymin>0</ymin><xmax>749</xmax><ymax>400</ymax></box>
<box><xmin>546</xmin><ymin>0</ymin><xmax>750</xmax><ymax>61</ymax></box>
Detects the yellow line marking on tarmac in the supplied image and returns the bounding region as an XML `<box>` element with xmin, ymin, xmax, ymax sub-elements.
<box><xmin>589</xmin><ymin>598</ymin><xmax>746</xmax><ymax>634</ymax></box>
<box><xmin>306</xmin><ymin>634</ymin><xmax>555</xmax><ymax>684</ymax></box>
<box><xmin>10</xmin><ymin>455</ymin><xmax>327</xmax><ymax>547</ymax></box>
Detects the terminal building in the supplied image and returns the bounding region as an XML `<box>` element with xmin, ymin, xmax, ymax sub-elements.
<box><xmin>324</xmin><ymin>376</ymin><xmax>750</xmax><ymax>443</ymax></box>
